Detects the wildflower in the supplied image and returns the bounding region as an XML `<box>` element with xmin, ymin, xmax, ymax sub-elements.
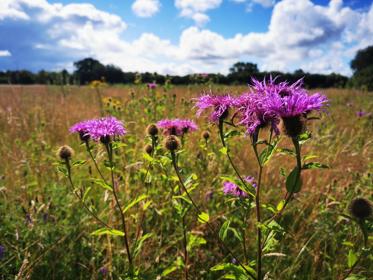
<box><xmin>98</xmin><ymin>267</ymin><xmax>108</xmax><ymax>276</ymax></box>
<box><xmin>0</xmin><ymin>245</ymin><xmax>5</xmax><ymax>260</ymax></box>
<box><xmin>146</xmin><ymin>124</ymin><xmax>159</xmax><ymax>136</ymax></box>
<box><xmin>147</xmin><ymin>82</ymin><xmax>157</xmax><ymax>90</ymax></box>
<box><xmin>349</xmin><ymin>198</ymin><xmax>372</xmax><ymax>220</ymax></box>
<box><xmin>194</xmin><ymin>94</ymin><xmax>235</xmax><ymax>122</ymax></box>
<box><xmin>356</xmin><ymin>110</ymin><xmax>370</xmax><ymax>117</ymax></box>
<box><xmin>69</xmin><ymin>120</ymin><xmax>94</xmax><ymax>142</ymax></box>
<box><xmin>223</xmin><ymin>181</ymin><xmax>247</xmax><ymax>198</ymax></box>
<box><xmin>57</xmin><ymin>145</ymin><xmax>74</xmax><ymax>160</ymax></box>
<box><xmin>157</xmin><ymin>119</ymin><xmax>198</xmax><ymax>136</ymax></box>
<box><xmin>70</xmin><ymin>117</ymin><xmax>126</xmax><ymax>143</ymax></box>
<box><xmin>263</xmin><ymin>79</ymin><xmax>328</xmax><ymax>137</ymax></box>
<box><xmin>235</xmin><ymin>92</ymin><xmax>279</xmax><ymax>136</ymax></box>
<box><xmin>245</xmin><ymin>176</ymin><xmax>257</xmax><ymax>188</ymax></box>
<box><xmin>163</xmin><ymin>135</ymin><xmax>181</xmax><ymax>151</ymax></box>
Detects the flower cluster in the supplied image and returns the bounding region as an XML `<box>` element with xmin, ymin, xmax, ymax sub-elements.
<box><xmin>70</xmin><ymin>116</ymin><xmax>126</xmax><ymax>143</ymax></box>
<box><xmin>194</xmin><ymin>77</ymin><xmax>328</xmax><ymax>137</ymax></box>
<box><xmin>157</xmin><ymin>119</ymin><xmax>198</xmax><ymax>136</ymax></box>
<box><xmin>223</xmin><ymin>181</ymin><xmax>247</xmax><ymax>198</ymax></box>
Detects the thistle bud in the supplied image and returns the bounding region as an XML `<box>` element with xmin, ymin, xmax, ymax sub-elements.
<box><xmin>202</xmin><ymin>131</ymin><xmax>210</xmax><ymax>140</ymax></box>
<box><xmin>349</xmin><ymin>198</ymin><xmax>372</xmax><ymax>220</ymax></box>
<box><xmin>163</xmin><ymin>135</ymin><xmax>181</xmax><ymax>151</ymax></box>
<box><xmin>57</xmin><ymin>145</ymin><xmax>74</xmax><ymax>160</ymax></box>
<box><xmin>146</xmin><ymin>124</ymin><xmax>159</xmax><ymax>136</ymax></box>
<box><xmin>144</xmin><ymin>144</ymin><xmax>153</xmax><ymax>155</ymax></box>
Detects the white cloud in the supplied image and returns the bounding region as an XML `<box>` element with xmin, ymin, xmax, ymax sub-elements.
<box><xmin>175</xmin><ymin>0</ymin><xmax>222</xmax><ymax>26</ymax></box>
<box><xmin>0</xmin><ymin>50</ymin><xmax>11</xmax><ymax>57</ymax></box>
<box><xmin>0</xmin><ymin>0</ymin><xmax>372</xmax><ymax>76</ymax></box>
<box><xmin>132</xmin><ymin>0</ymin><xmax>160</xmax><ymax>18</ymax></box>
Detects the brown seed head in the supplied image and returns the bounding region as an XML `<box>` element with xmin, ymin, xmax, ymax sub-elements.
<box><xmin>57</xmin><ymin>145</ymin><xmax>74</xmax><ymax>160</ymax></box>
<box><xmin>349</xmin><ymin>197</ymin><xmax>372</xmax><ymax>220</ymax></box>
<box><xmin>202</xmin><ymin>131</ymin><xmax>210</xmax><ymax>140</ymax></box>
<box><xmin>163</xmin><ymin>135</ymin><xmax>181</xmax><ymax>151</ymax></box>
<box><xmin>146</xmin><ymin>124</ymin><xmax>159</xmax><ymax>136</ymax></box>
<box><xmin>144</xmin><ymin>144</ymin><xmax>153</xmax><ymax>155</ymax></box>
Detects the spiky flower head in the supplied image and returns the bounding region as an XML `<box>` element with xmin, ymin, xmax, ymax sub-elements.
<box><xmin>235</xmin><ymin>91</ymin><xmax>279</xmax><ymax>136</ymax></box>
<box><xmin>223</xmin><ymin>181</ymin><xmax>247</xmax><ymax>198</ymax></box>
<box><xmin>157</xmin><ymin>119</ymin><xmax>198</xmax><ymax>136</ymax></box>
<box><xmin>349</xmin><ymin>198</ymin><xmax>372</xmax><ymax>220</ymax></box>
<box><xmin>69</xmin><ymin>119</ymin><xmax>95</xmax><ymax>142</ymax></box>
<box><xmin>57</xmin><ymin>145</ymin><xmax>74</xmax><ymax>160</ymax></box>
<box><xmin>147</xmin><ymin>82</ymin><xmax>157</xmax><ymax>90</ymax></box>
<box><xmin>70</xmin><ymin>117</ymin><xmax>126</xmax><ymax>143</ymax></box>
<box><xmin>194</xmin><ymin>94</ymin><xmax>235</xmax><ymax>122</ymax></box>
<box><xmin>146</xmin><ymin>124</ymin><xmax>159</xmax><ymax>136</ymax></box>
<box><xmin>163</xmin><ymin>135</ymin><xmax>181</xmax><ymax>151</ymax></box>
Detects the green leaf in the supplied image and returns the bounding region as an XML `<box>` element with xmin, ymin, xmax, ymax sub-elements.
<box><xmin>92</xmin><ymin>178</ymin><xmax>113</xmax><ymax>191</ymax></box>
<box><xmin>122</xmin><ymin>194</ymin><xmax>148</xmax><ymax>213</ymax></box>
<box><xmin>302</xmin><ymin>162</ymin><xmax>329</xmax><ymax>170</ymax></box>
<box><xmin>187</xmin><ymin>233</ymin><xmax>206</xmax><ymax>251</ymax></box>
<box><xmin>91</xmin><ymin>228</ymin><xmax>124</xmax><ymax>237</ymax></box>
<box><xmin>72</xmin><ymin>160</ymin><xmax>86</xmax><ymax>167</ymax></box>
<box><xmin>211</xmin><ymin>263</ymin><xmax>255</xmax><ymax>280</ymax></box>
<box><xmin>219</xmin><ymin>147</ymin><xmax>228</xmax><ymax>155</ymax></box>
<box><xmin>347</xmin><ymin>250</ymin><xmax>358</xmax><ymax>268</ymax></box>
<box><xmin>132</xmin><ymin>233</ymin><xmax>153</xmax><ymax>258</ymax></box>
<box><xmin>276</xmin><ymin>200</ymin><xmax>285</xmax><ymax>212</ymax></box>
<box><xmin>82</xmin><ymin>186</ymin><xmax>92</xmax><ymax>202</ymax></box>
<box><xmin>219</xmin><ymin>220</ymin><xmax>231</xmax><ymax>241</ymax></box>
<box><xmin>298</xmin><ymin>131</ymin><xmax>312</xmax><ymax>144</ymax></box>
<box><xmin>286</xmin><ymin>168</ymin><xmax>302</xmax><ymax>193</ymax></box>
<box><xmin>198</xmin><ymin>212</ymin><xmax>209</xmax><ymax>224</ymax></box>
<box><xmin>277</xmin><ymin>148</ymin><xmax>296</xmax><ymax>157</ymax></box>
<box><xmin>259</xmin><ymin>138</ymin><xmax>279</xmax><ymax>166</ymax></box>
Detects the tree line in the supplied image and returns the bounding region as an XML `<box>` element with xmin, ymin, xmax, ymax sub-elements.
<box><xmin>1</xmin><ymin>45</ymin><xmax>372</xmax><ymax>89</ymax></box>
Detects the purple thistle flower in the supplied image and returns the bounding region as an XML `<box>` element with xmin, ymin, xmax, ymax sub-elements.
<box><xmin>147</xmin><ymin>82</ymin><xmax>157</xmax><ymax>89</ymax></box>
<box><xmin>267</xmin><ymin>91</ymin><xmax>328</xmax><ymax>118</ymax></box>
<box><xmin>69</xmin><ymin>119</ymin><xmax>95</xmax><ymax>142</ymax></box>
<box><xmin>245</xmin><ymin>176</ymin><xmax>257</xmax><ymax>188</ymax></box>
<box><xmin>0</xmin><ymin>245</ymin><xmax>5</xmax><ymax>260</ymax></box>
<box><xmin>156</xmin><ymin>119</ymin><xmax>198</xmax><ymax>136</ymax></box>
<box><xmin>356</xmin><ymin>110</ymin><xmax>369</xmax><ymax>117</ymax></box>
<box><xmin>223</xmin><ymin>181</ymin><xmax>247</xmax><ymax>198</ymax></box>
<box><xmin>235</xmin><ymin>92</ymin><xmax>280</xmax><ymax>135</ymax></box>
<box><xmin>194</xmin><ymin>94</ymin><xmax>235</xmax><ymax>122</ymax></box>
<box><xmin>98</xmin><ymin>266</ymin><xmax>108</xmax><ymax>276</ymax></box>
<box><xmin>70</xmin><ymin>116</ymin><xmax>126</xmax><ymax>142</ymax></box>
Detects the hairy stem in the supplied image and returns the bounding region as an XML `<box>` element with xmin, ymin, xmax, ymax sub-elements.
<box><xmin>105</xmin><ymin>143</ymin><xmax>133</xmax><ymax>270</ymax></box>
<box><xmin>64</xmin><ymin>158</ymin><xmax>111</xmax><ymax>229</ymax></box>
<box><xmin>170</xmin><ymin>152</ymin><xmax>256</xmax><ymax>280</ymax></box>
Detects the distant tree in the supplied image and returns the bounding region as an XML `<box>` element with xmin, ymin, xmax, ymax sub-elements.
<box><xmin>351</xmin><ymin>46</ymin><xmax>373</xmax><ymax>73</ymax></box>
<box><xmin>349</xmin><ymin>45</ymin><xmax>373</xmax><ymax>90</ymax></box>
<box><xmin>105</xmin><ymin>65</ymin><xmax>124</xmax><ymax>84</ymax></box>
<box><xmin>74</xmin><ymin>58</ymin><xmax>106</xmax><ymax>85</ymax></box>
<box><xmin>228</xmin><ymin>62</ymin><xmax>260</xmax><ymax>84</ymax></box>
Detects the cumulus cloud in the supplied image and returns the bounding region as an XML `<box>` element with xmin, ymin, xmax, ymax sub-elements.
<box><xmin>175</xmin><ymin>0</ymin><xmax>222</xmax><ymax>26</ymax></box>
<box><xmin>0</xmin><ymin>50</ymin><xmax>11</xmax><ymax>57</ymax></box>
<box><xmin>132</xmin><ymin>0</ymin><xmax>160</xmax><ymax>18</ymax></box>
<box><xmin>0</xmin><ymin>0</ymin><xmax>372</xmax><ymax>76</ymax></box>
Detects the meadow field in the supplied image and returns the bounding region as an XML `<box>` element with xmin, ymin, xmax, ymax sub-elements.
<box><xmin>0</xmin><ymin>84</ymin><xmax>372</xmax><ymax>280</ymax></box>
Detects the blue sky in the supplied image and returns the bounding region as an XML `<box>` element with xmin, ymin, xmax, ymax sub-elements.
<box><xmin>0</xmin><ymin>0</ymin><xmax>372</xmax><ymax>75</ymax></box>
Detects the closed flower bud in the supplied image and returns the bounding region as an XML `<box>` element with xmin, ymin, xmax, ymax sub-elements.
<box><xmin>57</xmin><ymin>145</ymin><xmax>74</xmax><ymax>160</ymax></box>
<box><xmin>202</xmin><ymin>131</ymin><xmax>210</xmax><ymax>140</ymax></box>
<box><xmin>163</xmin><ymin>135</ymin><xmax>181</xmax><ymax>151</ymax></box>
<box><xmin>146</xmin><ymin>124</ymin><xmax>159</xmax><ymax>136</ymax></box>
<box><xmin>144</xmin><ymin>144</ymin><xmax>153</xmax><ymax>155</ymax></box>
<box><xmin>349</xmin><ymin>198</ymin><xmax>372</xmax><ymax>220</ymax></box>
